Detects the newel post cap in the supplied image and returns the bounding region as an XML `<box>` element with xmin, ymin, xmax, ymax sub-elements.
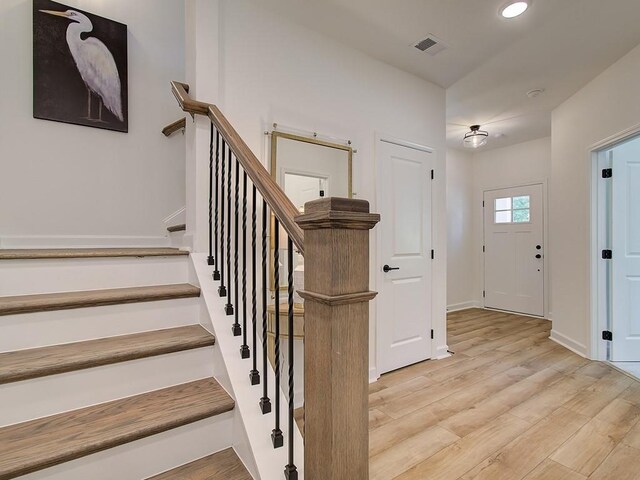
<box><xmin>294</xmin><ymin>197</ymin><xmax>380</xmax><ymax>230</ymax></box>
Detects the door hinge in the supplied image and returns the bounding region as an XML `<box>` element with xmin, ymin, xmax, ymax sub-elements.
<box><xmin>602</xmin><ymin>249</ymin><xmax>613</xmax><ymax>259</ymax></box>
<box><xmin>431</xmin><ymin>169</ymin><xmax>434</xmax><ymax>180</ymax></box>
<box><xmin>430</xmin><ymin>329</ymin><xmax>434</xmax><ymax>340</ymax></box>
<box><xmin>431</xmin><ymin>249</ymin><xmax>435</xmax><ymax>260</ymax></box>
<box><xmin>483</xmin><ymin>290</ymin><xmax>486</xmax><ymax>298</ymax></box>
<box><xmin>602</xmin><ymin>330</ymin><xmax>613</xmax><ymax>341</ymax></box>
<box><xmin>602</xmin><ymin>168</ymin><xmax>613</xmax><ymax>178</ymax></box>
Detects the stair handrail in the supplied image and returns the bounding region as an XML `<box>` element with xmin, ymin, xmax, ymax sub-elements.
<box><xmin>170</xmin><ymin>81</ymin><xmax>304</xmax><ymax>254</ymax></box>
<box><xmin>162</xmin><ymin>117</ymin><xmax>186</xmax><ymax>137</ymax></box>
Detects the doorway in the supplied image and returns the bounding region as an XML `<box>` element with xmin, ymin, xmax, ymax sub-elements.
<box><xmin>376</xmin><ymin>137</ymin><xmax>433</xmax><ymax>374</ymax></box>
<box><xmin>483</xmin><ymin>184</ymin><xmax>544</xmax><ymax>317</ymax></box>
<box><xmin>594</xmin><ymin>133</ymin><xmax>640</xmax><ymax>366</ymax></box>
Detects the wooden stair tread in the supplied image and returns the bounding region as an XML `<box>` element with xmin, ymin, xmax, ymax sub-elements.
<box><xmin>167</xmin><ymin>224</ymin><xmax>186</xmax><ymax>233</ymax></box>
<box><xmin>147</xmin><ymin>448</ymin><xmax>252</xmax><ymax>480</ymax></box>
<box><xmin>0</xmin><ymin>325</ymin><xmax>215</xmax><ymax>385</ymax></box>
<box><xmin>0</xmin><ymin>248</ymin><xmax>188</xmax><ymax>260</ymax></box>
<box><xmin>0</xmin><ymin>284</ymin><xmax>200</xmax><ymax>316</ymax></box>
<box><xmin>0</xmin><ymin>378</ymin><xmax>234</xmax><ymax>480</ymax></box>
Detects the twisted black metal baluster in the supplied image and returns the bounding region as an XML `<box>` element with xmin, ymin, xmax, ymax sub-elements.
<box><xmin>207</xmin><ymin>123</ymin><xmax>215</xmax><ymax>266</ymax></box>
<box><xmin>240</xmin><ymin>171</ymin><xmax>249</xmax><ymax>356</ymax></box>
<box><xmin>271</xmin><ymin>217</ymin><xmax>283</xmax><ymax>448</ymax></box>
<box><xmin>213</xmin><ymin>130</ymin><xmax>221</xmax><ymax>281</ymax></box>
<box><xmin>259</xmin><ymin>199</ymin><xmax>272</xmax><ymax>414</ymax></box>
<box><xmin>232</xmin><ymin>158</ymin><xmax>241</xmax><ymax>335</ymax></box>
<box><xmin>249</xmin><ymin>184</ymin><xmax>260</xmax><ymax>385</ymax></box>
<box><xmin>217</xmin><ymin>139</ymin><xmax>227</xmax><ymax>297</ymax></box>
<box><xmin>284</xmin><ymin>237</ymin><xmax>298</xmax><ymax>479</ymax></box>
<box><xmin>225</xmin><ymin>147</ymin><xmax>234</xmax><ymax>314</ymax></box>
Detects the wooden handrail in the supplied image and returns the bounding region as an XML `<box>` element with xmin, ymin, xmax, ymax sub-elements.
<box><xmin>162</xmin><ymin>117</ymin><xmax>186</xmax><ymax>137</ymax></box>
<box><xmin>171</xmin><ymin>81</ymin><xmax>211</xmax><ymax>116</ymax></box>
<box><xmin>170</xmin><ymin>81</ymin><xmax>304</xmax><ymax>254</ymax></box>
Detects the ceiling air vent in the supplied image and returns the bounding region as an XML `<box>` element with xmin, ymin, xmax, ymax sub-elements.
<box><xmin>413</xmin><ymin>34</ymin><xmax>448</xmax><ymax>56</ymax></box>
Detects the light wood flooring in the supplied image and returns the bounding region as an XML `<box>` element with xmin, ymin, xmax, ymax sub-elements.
<box><xmin>369</xmin><ymin>308</ymin><xmax>640</xmax><ymax>480</ymax></box>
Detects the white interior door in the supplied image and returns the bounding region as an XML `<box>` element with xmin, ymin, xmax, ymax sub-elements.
<box><xmin>610</xmin><ymin>140</ymin><xmax>640</xmax><ymax>361</ymax></box>
<box><xmin>484</xmin><ymin>184</ymin><xmax>544</xmax><ymax>317</ymax></box>
<box><xmin>377</xmin><ymin>139</ymin><xmax>432</xmax><ymax>374</ymax></box>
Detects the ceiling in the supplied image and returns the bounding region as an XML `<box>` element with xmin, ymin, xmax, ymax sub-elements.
<box><xmin>258</xmin><ymin>0</ymin><xmax>640</xmax><ymax>151</ymax></box>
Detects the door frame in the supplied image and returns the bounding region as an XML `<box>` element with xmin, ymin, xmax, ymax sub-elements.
<box><xmin>481</xmin><ymin>180</ymin><xmax>549</xmax><ymax>318</ymax></box>
<box><xmin>374</xmin><ymin>133</ymin><xmax>435</xmax><ymax>380</ymax></box>
<box><xmin>589</xmin><ymin>122</ymin><xmax>640</xmax><ymax>361</ymax></box>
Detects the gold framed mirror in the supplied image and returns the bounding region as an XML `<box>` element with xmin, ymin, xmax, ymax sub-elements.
<box><xmin>269</xmin><ymin>131</ymin><xmax>353</xmax><ymax>292</ymax></box>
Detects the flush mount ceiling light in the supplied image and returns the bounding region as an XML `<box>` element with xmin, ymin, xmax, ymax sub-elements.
<box><xmin>500</xmin><ymin>1</ymin><xmax>530</xmax><ymax>18</ymax></box>
<box><xmin>463</xmin><ymin>125</ymin><xmax>489</xmax><ymax>149</ymax></box>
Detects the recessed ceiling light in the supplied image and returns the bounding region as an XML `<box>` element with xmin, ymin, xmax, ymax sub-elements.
<box><xmin>500</xmin><ymin>1</ymin><xmax>530</xmax><ymax>19</ymax></box>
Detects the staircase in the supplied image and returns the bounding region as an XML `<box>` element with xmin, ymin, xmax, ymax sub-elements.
<box><xmin>1</xmin><ymin>81</ymin><xmax>379</xmax><ymax>480</ymax></box>
<box><xmin>0</xmin><ymin>248</ymin><xmax>252</xmax><ymax>479</ymax></box>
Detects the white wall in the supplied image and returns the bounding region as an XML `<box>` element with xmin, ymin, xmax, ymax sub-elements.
<box><xmin>188</xmin><ymin>0</ymin><xmax>447</xmax><ymax>377</ymax></box>
<box><xmin>446</xmin><ymin>137</ymin><xmax>552</xmax><ymax>313</ymax></box>
<box><xmin>551</xmin><ymin>43</ymin><xmax>640</xmax><ymax>357</ymax></box>
<box><xmin>446</xmin><ymin>148</ymin><xmax>475</xmax><ymax>310</ymax></box>
<box><xmin>0</xmin><ymin>0</ymin><xmax>185</xmax><ymax>246</ymax></box>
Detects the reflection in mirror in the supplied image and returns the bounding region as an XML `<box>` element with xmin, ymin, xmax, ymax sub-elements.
<box><xmin>270</xmin><ymin>131</ymin><xmax>353</xmax><ymax>292</ymax></box>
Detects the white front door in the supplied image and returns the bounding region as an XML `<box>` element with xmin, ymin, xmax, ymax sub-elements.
<box><xmin>484</xmin><ymin>184</ymin><xmax>544</xmax><ymax>317</ymax></box>
<box><xmin>611</xmin><ymin>140</ymin><xmax>640</xmax><ymax>361</ymax></box>
<box><xmin>377</xmin><ymin>139</ymin><xmax>432</xmax><ymax>374</ymax></box>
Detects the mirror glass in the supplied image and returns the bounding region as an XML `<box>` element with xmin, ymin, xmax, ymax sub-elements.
<box><xmin>270</xmin><ymin>132</ymin><xmax>352</xmax><ymax>291</ymax></box>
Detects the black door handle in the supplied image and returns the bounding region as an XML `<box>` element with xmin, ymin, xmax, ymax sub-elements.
<box><xmin>383</xmin><ymin>265</ymin><xmax>400</xmax><ymax>273</ymax></box>
<box><xmin>535</xmin><ymin>254</ymin><xmax>542</xmax><ymax>259</ymax></box>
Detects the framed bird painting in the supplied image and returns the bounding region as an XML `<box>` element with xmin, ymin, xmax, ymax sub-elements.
<box><xmin>33</xmin><ymin>0</ymin><xmax>128</xmax><ymax>133</ymax></box>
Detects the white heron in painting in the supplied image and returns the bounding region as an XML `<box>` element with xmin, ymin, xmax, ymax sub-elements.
<box><xmin>40</xmin><ymin>9</ymin><xmax>123</xmax><ymax>122</ymax></box>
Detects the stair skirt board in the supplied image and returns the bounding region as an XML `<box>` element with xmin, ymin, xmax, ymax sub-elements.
<box><xmin>191</xmin><ymin>253</ymin><xmax>303</xmax><ymax>479</ymax></box>
<box><xmin>0</xmin><ymin>347</ymin><xmax>216</xmax><ymax>428</ymax></box>
<box><xmin>12</xmin><ymin>414</ymin><xmax>235</xmax><ymax>480</ymax></box>
<box><xmin>0</xmin><ymin>257</ymin><xmax>190</xmax><ymax>297</ymax></box>
<box><xmin>0</xmin><ymin>297</ymin><xmax>199</xmax><ymax>353</ymax></box>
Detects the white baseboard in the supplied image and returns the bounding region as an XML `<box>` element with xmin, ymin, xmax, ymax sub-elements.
<box><xmin>435</xmin><ymin>344</ymin><xmax>451</xmax><ymax>359</ymax></box>
<box><xmin>446</xmin><ymin>301</ymin><xmax>481</xmax><ymax>312</ymax></box>
<box><xmin>549</xmin><ymin>329</ymin><xmax>587</xmax><ymax>357</ymax></box>
<box><xmin>0</xmin><ymin>235</ymin><xmax>171</xmax><ymax>249</ymax></box>
<box><xmin>369</xmin><ymin>366</ymin><xmax>379</xmax><ymax>384</ymax></box>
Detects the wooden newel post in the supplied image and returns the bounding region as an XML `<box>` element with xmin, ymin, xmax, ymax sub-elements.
<box><xmin>296</xmin><ymin>198</ymin><xmax>380</xmax><ymax>480</ymax></box>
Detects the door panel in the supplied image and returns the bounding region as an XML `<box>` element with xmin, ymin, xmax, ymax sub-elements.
<box><xmin>611</xmin><ymin>141</ymin><xmax>640</xmax><ymax>360</ymax></box>
<box><xmin>378</xmin><ymin>140</ymin><xmax>432</xmax><ymax>374</ymax></box>
<box><xmin>484</xmin><ymin>184</ymin><xmax>544</xmax><ymax>317</ymax></box>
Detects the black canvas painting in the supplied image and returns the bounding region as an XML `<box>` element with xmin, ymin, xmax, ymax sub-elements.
<box><xmin>33</xmin><ymin>0</ymin><xmax>128</xmax><ymax>132</ymax></box>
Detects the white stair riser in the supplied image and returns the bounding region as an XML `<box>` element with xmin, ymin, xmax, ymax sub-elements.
<box><xmin>17</xmin><ymin>413</ymin><xmax>236</xmax><ymax>480</ymax></box>
<box><xmin>0</xmin><ymin>347</ymin><xmax>215</xmax><ymax>427</ymax></box>
<box><xmin>169</xmin><ymin>230</ymin><xmax>187</xmax><ymax>248</ymax></box>
<box><xmin>0</xmin><ymin>298</ymin><xmax>199</xmax><ymax>352</ymax></box>
<box><xmin>0</xmin><ymin>256</ymin><xmax>189</xmax><ymax>296</ymax></box>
